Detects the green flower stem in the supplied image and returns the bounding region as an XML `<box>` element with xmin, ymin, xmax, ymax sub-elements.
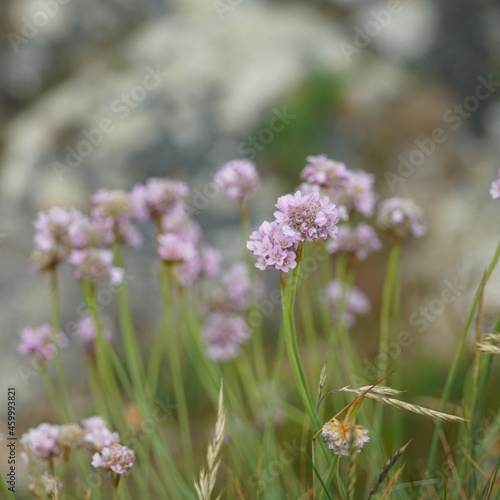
<box><xmin>241</xmin><ymin>201</ymin><xmax>267</xmax><ymax>383</ymax></box>
<box><xmin>86</xmin><ymin>356</ymin><xmax>109</xmax><ymax>420</ymax></box>
<box><xmin>281</xmin><ymin>264</ymin><xmax>316</xmax><ymax>425</ymax></box>
<box><xmin>389</xmin><ymin>255</ymin><xmax>402</xmax><ymax>449</ymax></box>
<box><xmin>373</xmin><ymin>240</ymin><xmax>400</xmax><ymax>440</ymax></box>
<box><xmin>82</xmin><ymin>282</ymin><xmax>124</xmax><ymax>432</ymax></box>
<box><xmin>113</xmin><ymin>243</ymin><xmax>146</xmax><ymax>406</ymax></box>
<box><xmin>40</xmin><ymin>368</ymin><xmax>66</xmax><ymax>422</ymax></box>
<box><xmin>49</xmin><ymin>270</ymin><xmax>74</xmax><ymax>421</ymax></box>
<box><xmin>318</xmin><ymin>454</ymin><xmax>339</xmax><ymax>500</ymax></box>
<box><xmin>426</xmin><ymin>239</ymin><xmax>500</xmax><ymax>476</ymax></box>
<box><xmin>159</xmin><ymin>263</ymin><xmax>194</xmax><ymax>478</ymax></box>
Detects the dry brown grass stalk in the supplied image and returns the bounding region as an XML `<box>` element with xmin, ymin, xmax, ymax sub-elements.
<box><xmin>339</xmin><ymin>387</ymin><xmax>465</xmax><ymax>422</ymax></box>
<box><xmin>195</xmin><ymin>382</ymin><xmax>226</xmax><ymax>500</ymax></box>
<box><xmin>367</xmin><ymin>441</ymin><xmax>410</xmax><ymax>499</ymax></box>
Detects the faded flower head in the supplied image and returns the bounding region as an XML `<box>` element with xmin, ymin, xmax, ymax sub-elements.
<box><xmin>59</xmin><ymin>424</ymin><xmax>84</xmax><ymax>449</ymax></box>
<box><xmin>40</xmin><ymin>473</ymin><xmax>61</xmax><ymax>496</ymax></box>
<box><xmin>18</xmin><ymin>323</ymin><xmax>68</xmax><ymax>360</ymax></box>
<box><xmin>322</xmin><ymin>280</ymin><xmax>370</xmax><ymax>328</ymax></box>
<box><xmin>321</xmin><ymin>418</ymin><xmax>370</xmax><ymax>457</ymax></box>
<box><xmin>215</xmin><ymin>159</ymin><xmax>261</xmax><ymax>202</ymax></box>
<box><xmin>204</xmin><ymin>312</ymin><xmax>251</xmax><ymax>362</ymax></box>
<box><xmin>327</xmin><ymin>223</ymin><xmax>382</xmax><ymax>260</ymax></box>
<box><xmin>490</xmin><ymin>169</ymin><xmax>500</xmax><ymax>199</ymax></box>
<box><xmin>74</xmin><ymin>315</ymin><xmax>112</xmax><ymax>354</ymax></box>
<box><xmin>129</xmin><ymin>178</ymin><xmax>189</xmax><ymax>220</ymax></box>
<box><xmin>68</xmin><ymin>248</ymin><xmax>124</xmax><ymax>285</ymax></box>
<box><xmin>274</xmin><ymin>190</ymin><xmax>339</xmax><ymax>242</ymax></box>
<box><xmin>21</xmin><ymin>424</ymin><xmax>61</xmax><ymax>462</ymax></box>
<box><xmin>376</xmin><ymin>197</ymin><xmax>426</xmax><ymax>240</ymax></box>
<box><xmin>82</xmin><ymin>416</ymin><xmax>120</xmax><ymax>452</ymax></box>
<box><xmin>91</xmin><ymin>443</ymin><xmax>135</xmax><ymax>475</ymax></box>
<box><xmin>91</xmin><ymin>189</ymin><xmax>131</xmax><ymax>219</ymax></box>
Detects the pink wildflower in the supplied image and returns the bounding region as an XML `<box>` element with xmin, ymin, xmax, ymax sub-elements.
<box><xmin>18</xmin><ymin>323</ymin><xmax>68</xmax><ymax>360</ymax></box>
<box><xmin>215</xmin><ymin>159</ymin><xmax>261</xmax><ymax>201</ymax></box>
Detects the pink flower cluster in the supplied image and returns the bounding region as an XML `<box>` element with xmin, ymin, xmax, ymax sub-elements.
<box><xmin>20</xmin><ymin>417</ymin><xmax>134</xmax><ymax>476</ymax></box>
<box><xmin>130</xmin><ymin>178</ymin><xmax>189</xmax><ymax>220</ymax></box>
<box><xmin>322</xmin><ymin>280</ymin><xmax>370</xmax><ymax>328</ymax></box>
<box><xmin>299</xmin><ymin>155</ymin><xmax>377</xmax><ymax>218</ymax></box>
<box><xmin>18</xmin><ymin>323</ymin><xmax>68</xmax><ymax>360</ymax></box>
<box><xmin>214</xmin><ymin>159</ymin><xmax>261</xmax><ymax>202</ymax></box>
<box><xmin>21</xmin><ymin>424</ymin><xmax>61</xmax><ymax>462</ymax></box>
<box><xmin>91</xmin><ymin>443</ymin><xmax>135</xmax><ymax>475</ymax></box>
<box><xmin>68</xmin><ymin>249</ymin><xmax>124</xmax><ymax>285</ymax></box>
<box><xmin>247</xmin><ymin>190</ymin><xmax>339</xmax><ymax>272</ymax></box>
<box><xmin>326</xmin><ymin>223</ymin><xmax>382</xmax><ymax>260</ymax></box>
<box><xmin>73</xmin><ymin>316</ymin><xmax>112</xmax><ymax>354</ymax></box>
<box><xmin>82</xmin><ymin>416</ymin><xmax>120</xmax><ymax>452</ymax></box>
<box><xmin>156</xmin><ymin>203</ymin><xmax>221</xmax><ymax>284</ymax></box>
<box><xmin>204</xmin><ymin>312</ymin><xmax>251</xmax><ymax>362</ymax></box>
<box><xmin>376</xmin><ymin>197</ymin><xmax>426</xmax><ymax>239</ymax></box>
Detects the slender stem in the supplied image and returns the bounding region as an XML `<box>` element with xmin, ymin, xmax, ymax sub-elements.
<box><xmin>50</xmin><ymin>270</ymin><xmax>74</xmax><ymax>421</ymax></box>
<box><xmin>318</xmin><ymin>455</ymin><xmax>340</xmax><ymax>500</ymax></box>
<box><xmin>281</xmin><ymin>266</ymin><xmax>316</xmax><ymax>425</ymax></box>
<box><xmin>113</xmin><ymin>243</ymin><xmax>146</xmax><ymax>406</ymax></box>
<box><xmin>426</xmin><ymin>239</ymin><xmax>500</xmax><ymax>476</ymax></box>
<box><xmin>159</xmin><ymin>263</ymin><xmax>194</xmax><ymax>477</ymax></box>
<box><xmin>373</xmin><ymin>240</ymin><xmax>400</xmax><ymax>441</ymax></box>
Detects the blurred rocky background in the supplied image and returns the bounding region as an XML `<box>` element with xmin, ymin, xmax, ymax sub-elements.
<box><xmin>1</xmin><ymin>0</ymin><xmax>500</xmax><ymax>492</ymax></box>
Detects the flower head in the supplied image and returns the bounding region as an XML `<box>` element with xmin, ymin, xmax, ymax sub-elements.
<box><xmin>32</xmin><ymin>207</ymin><xmax>84</xmax><ymax>271</ymax></box>
<box><xmin>322</xmin><ymin>280</ymin><xmax>370</xmax><ymax>328</ymax></box>
<box><xmin>68</xmin><ymin>249</ymin><xmax>124</xmax><ymax>285</ymax></box>
<box><xmin>321</xmin><ymin>418</ymin><xmax>370</xmax><ymax>456</ymax></box>
<box><xmin>21</xmin><ymin>424</ymin><xmax>61</xmax><ymax>461</ymax></box>
<box><xmin>91</xmin><ymin>443</ymin><xmax>135</xmax><ymax>475</ymax></box>
<box><xmin>157</xmin><ymin>233</ymin><xmax>197</xmax><ymax>264</ymax></box>
<box><xmin>274</xmin><ymin>190</ymin><xmax>339</xmax><ymax>242</ymax></box>
<box><xmin>130</xmin><ymin>178</ymin><xmax>189</xmax><ymax>220</ymax></box>
<box><xmin>18</xmin><ymin>323</ymin><xmax>68</xmax><ymax>360</ymax></box>
<box><xmin>74</xmin><ymin>315</ymin><xmax>112</xmax><ymax>354</ymax></box>
<box><xmin>59</xmin><ymin>424</ymin><xmax>84</xmax><ymax>449</ymax></box>
<box><xmin>300</xmin><ymin>155</ymin><xmax>377</xmax><ymax>217</ymax></box>
<box><xmin>301</xmin><ymin>155</ymin><xmax>349</xmax><ymax>189</ymax></box>
<box><xmin>90</xmin><ymin>189</ymin><xmax>143</xmax><ymax>248</ymax></box>
<box><xmin>376</xmin><ymin>197</ymin><xmax>426</xmax><ymax>239</ymax></box>
<box><xmin>247</xmin><ymin>220</ymin><xmax>299</xmax><ymax>272</ymax></box>
<box><xmin>204</xmin><ymin>312</ymin><xmax>251</xmax><ymax>362</ymax></box>
<box><xmin>326</xmin><ymin>223</ymin><xmax>382</xmax><ymax>260</ymax></box>
<box><xmin>82</xmin><ymin>417</ymin><xmax>120</xmax><ymax>452</ymax></box>
<box><xmin>490</xmin><ymin>169</ymin><xmax>500</xmax><ymax>199</ymax></box>
<box><xmin>215</xmin><ymin>159</ymin><xmax>261</xmax><ymax>201</ymax></box>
